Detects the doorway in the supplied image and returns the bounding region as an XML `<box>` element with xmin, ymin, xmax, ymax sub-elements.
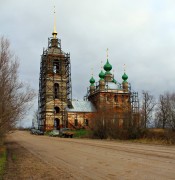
<box><xmin>54</xmin><ymin>118</ymin><xmax>60</xmax><ymax>130</ymax></box>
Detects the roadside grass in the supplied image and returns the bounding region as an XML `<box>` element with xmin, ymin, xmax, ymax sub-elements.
<box><xmin>44</xmin><ymin>128</ymin><xmax>175</xmax><ymax>145</ymax></box>
<box><xmin>129</xmin><ymin>129</ymin><xmax>175</xmax><ymax>145</ymax></box>
<box><xmin>0</xmin><ymin>146</ymin><xmax>7</xmax><ymax>178</ymax></box>
<box><xmin>73</xmin><ymin>129</ymin><xmax>92</xmax><ymax>138</ymax></box>
<box><xmin>44</xmin><ymin>129</ymin><xmax>92</xmax><ymax>138</ymax></box>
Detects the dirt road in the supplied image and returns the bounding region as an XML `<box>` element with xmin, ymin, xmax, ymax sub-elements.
<box><xmin>8</xmin><ymin>131</ymin><xmax>175</xmax><ymax>180</ymax></box>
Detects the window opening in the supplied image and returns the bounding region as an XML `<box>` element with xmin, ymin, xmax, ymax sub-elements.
<box><xmin>85</xmin><ymin>119</ymin><xmax>89</xmax><ymax>126</ymax></box>
<box><xmin>114</xmin><ymin>95</ymin><xmax>118</xmax><ymax>102</ymax></box>
<box><xmin>53</xmin><ymin>61</ymin><xmax>60</xmax><ymax>74</ymax></box>
<box><xmin>74</xmin><ymin>119</ymin><xmax>78</xmax><ymax>126</ymax></box>
<box><xmin>54</xmin><ymin>83</ymin><xmax>59</xmax><ymax>98</ymax></box>
<box><xmin>54</xmin><ymin>118</ymin><xmax>60</xmax><ymax>130</ymax></box>
<box><xmin>54</xmin><ymin>106</ymin><xmax>60</xmax><ymax>113</ymax></box>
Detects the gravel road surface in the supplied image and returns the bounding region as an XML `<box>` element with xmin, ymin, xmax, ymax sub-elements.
<box><xmin>8</xmin><ymin>131</ymin><xmax>175</xmax><ymax>180</ymax></box>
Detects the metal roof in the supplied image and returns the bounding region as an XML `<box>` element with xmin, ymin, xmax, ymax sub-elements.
<box><xmin>66</xmin><ymin>100</ymin><xmax>96</xmax><ymax>113</ymax></box>
<box><xmin>105</xmin><ymin>82</ymin><xmax>121</xmax><ymax>90</ymax></box>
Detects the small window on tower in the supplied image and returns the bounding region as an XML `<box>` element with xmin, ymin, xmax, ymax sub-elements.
<box><xmin>53</xmin><ymin>61</ymin><xmax>60</xmax><ymax>74</ymax></box>
<box><xmin>54</xmin><ymin>83</ymin><xmax>59</xmax><ymax>99</ymax></box>
<box><xmin>54</xmin><ymin>106</ymin><xmax>60</xmax><ymax>113</ymax></box>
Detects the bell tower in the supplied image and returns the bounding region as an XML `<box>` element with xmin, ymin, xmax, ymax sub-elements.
<box><xmin>38</xmin><ymin>11</ymin><xmax>72</xmax><ymax>131</ymax></box>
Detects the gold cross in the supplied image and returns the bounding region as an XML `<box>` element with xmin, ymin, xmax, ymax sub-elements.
<box><xmin>124</xmin><ymin>64</ymin><xmax>126</xmax><ymax>72</ymax></box>
<box><xmin>91</xmin><ymin>67</ymin><xmax>94</xmax><ymax>76</ymax></box>
<box><xmin>101</xmin><ymin>61</ymin><xmax>103</xmax><ymax>69</ymax></box>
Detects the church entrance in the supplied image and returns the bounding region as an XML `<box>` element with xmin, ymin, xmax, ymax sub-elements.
<box><xmin>54</xmin><ymin>118</ymin><xmax>60</xmax><ymax>130</ymax></box>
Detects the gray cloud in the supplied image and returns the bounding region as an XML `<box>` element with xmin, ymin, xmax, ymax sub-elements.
<box><xmin>1</xmin><ymin>0</ymin><xmax>175</xmax><ymax>126</ymax></box>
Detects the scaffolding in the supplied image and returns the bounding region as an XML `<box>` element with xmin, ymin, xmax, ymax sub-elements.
<box><xmin>85</xmin><ymin>81</ymin><xmax>139</xmax><ymax>115</ymax></box>
<box><xmin>85</xmin><ymin>81</ymin><xmax>140</xmax><ymax>128</ymax></box>
<box><xmin>130</xmin><ymin>92</ymin><xmax>139</xmax><ymax>114</ymax></box>
<box><xmin>38</xmin><ymin>37</ymin><xmax>72</xmax><ymax>131</ymax></box>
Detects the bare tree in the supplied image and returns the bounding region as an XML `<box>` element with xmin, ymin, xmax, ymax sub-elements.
<box><xmin>32</xmin><ymin>110</ymin><xmax>38</xmax><ymax>128</ymax></box>
<box><xmin>0</xmin><ymin>37</ymin><xmax>35</xmax><ymax>142</ymax></box>
<box><xmin>168</xmin><ymin>93</ymin><xmax>175</xmax><ymax>130</ymax></box>
<box><xmin>90</xmin><ymin>103</ymin><xmax>134</xmax><ymax>139</ymax></box>
<box><xmin>141</xmin><ymin>91</ymin><xmax>156</xmax><ymax>128</ymax></box>
<box><xmin>155</xmin><ymin>93</ymin><xmax>170</xmax><ymax>128</ymax></box>
<box><xmin>91</xmin><ymin>110</ymin><xmax>108</xmax><ymax>139</ymax></box>
<box><xmin>155</xmin><ymin>92</ymin><xmax>175</xmax><ymax>130</ymax></box>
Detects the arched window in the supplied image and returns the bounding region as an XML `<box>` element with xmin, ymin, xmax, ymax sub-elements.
<box><xmin>85</xmin><ymin>119</ymin><xmax>89</xmax><ymax>126</ymax></box>
<box><xmin>54</xmin><ymin>106</ymin><xmax>60</xmax><ymax>113</ymax></box>
<box><xmin>114</xmin><ymin>95</ymin><xmax>118</xmax><ymax>102</ymax></box>
<box><xmin>106</xmin><ymin>95</ymin><xmax>110</xmax><ymax>102</ymax></box>
<box><xmin>122</xmin><ymin>95</ymin><xmax>124</xmax><ymax>103</ymax></box>
<box><xmin>74</xmin><ymin>119</ymin><xmax>78</xmax><ymax>126</ymax></box>
<box><xmin>54</xmin><ymin>83</ymin><xmax>59</xmax><ymax>98</ymax></box>
<box><xmin>53</xmin><ymin>61</ymin><xmax>60</xmax><ymax>74</ymax></box>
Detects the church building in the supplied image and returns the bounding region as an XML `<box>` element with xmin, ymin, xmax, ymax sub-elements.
<box><xmin>37</xmin><ymin>16</ymin><xmax>139</xmax><ymax>131</ymax></box>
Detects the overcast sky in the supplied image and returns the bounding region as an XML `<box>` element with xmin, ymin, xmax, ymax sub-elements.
<box><xmin>1</xmin><ymin>0</ymin><xmax>175</xmax><ymax>126</ymax></box>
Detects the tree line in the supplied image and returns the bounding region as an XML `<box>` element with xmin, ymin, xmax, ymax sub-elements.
<box><xmin>141</xmin><ymin>91</ymin><xmax>175</xmax><ymax>130</ymax></box>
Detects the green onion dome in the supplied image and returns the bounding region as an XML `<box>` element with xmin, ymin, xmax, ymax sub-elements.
<box><xmin>104</xmin><ymin>59</ymin><xmax>112</xmax><ymax>72</ymax></box>
<box><xmin>99</xmin><ymin>70</ymin><xmax>105</xmax><ymax>79</ymax></box>
<box><xmin>89</xmin><ymin>76</ymin><xmax>95</xmax><ymax>85</ymax></box>
<box><xmin>122</xmin><ymin>72</ymin><xmax>128</xmax><ymax>82</ymax></box>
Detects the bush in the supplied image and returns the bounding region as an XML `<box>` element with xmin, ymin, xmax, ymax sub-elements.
<box><xmin>44</xmin><ymin>130</ymin><xmax>52</xmax><ymax>136</ymax></box>
<box><xmin>73</xmin><ymin>129</ymin><xmax>92</xmax><ymax>138</ymax></box>
<box><xmin>135</xmin><ymin>129</ymin><xmax>175</xmax><ymax>144</ymax></box>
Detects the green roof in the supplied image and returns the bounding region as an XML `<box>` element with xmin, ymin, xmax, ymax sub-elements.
<box><xmin>89</xmin><ymin>76</ymin><xmax>95</xmax><ymax>85</ymax></box>
<box><xmin>122</xmin><ymin>72</ymin><xmax>128</xmax><ymax>82</ymax></box>
<box><xmin>99</xmin><ymin>70</ymin><xmax>105</xmax><ymax>79</ymax></box>
<box><xmin>104</xmin><ymin>59</ymin><xmax>112</xmax><ymax>72</ymax></box>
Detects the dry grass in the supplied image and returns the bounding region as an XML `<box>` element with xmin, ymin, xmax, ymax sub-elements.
<box><xmin>132</xmin><ymin>128</ymin><xmax>175</xmax><ymax>145</ymax></box>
